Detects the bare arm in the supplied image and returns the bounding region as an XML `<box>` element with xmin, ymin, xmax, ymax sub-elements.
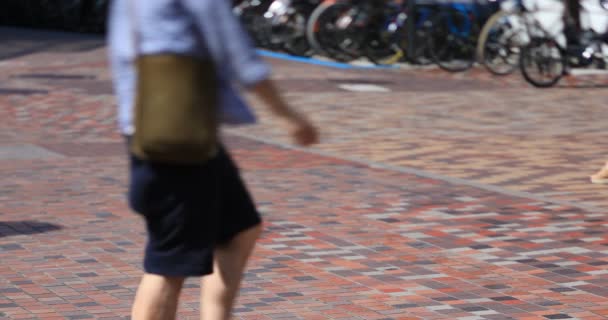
<box><xmin>250</xmin><ymin>79</ymin><xmax>319</xmax><ymax>146</ymax></box>
<box><xmin>250</xmin><ymin>80</ymin><xmax>299</xmax><ymax>120</ymax></box>
<box><xmin>182</xmin><ymin>0</ymin><xmax>318</xmax><ymax>146</ymax></box>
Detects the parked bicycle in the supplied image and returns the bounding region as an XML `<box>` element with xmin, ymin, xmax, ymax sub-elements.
<box><xmin>518</xmin><ymin>0</ymin><xmax>608</xmax><ymax>87</ymax></box>
<box><xmin>477</xmin><ymin>0</ymin><xmax>528</xmax><ymax>75</ymax></box>
<box><xmin>305</xmin><ymin>0</ymin><xmax>492</xmax><ymax>71</ymax></box>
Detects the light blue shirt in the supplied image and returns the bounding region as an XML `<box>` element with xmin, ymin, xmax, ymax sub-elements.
<box><xmin>107</xmin><ymin>0</ymin><xmax>271</xmax><ymax>135</ymax></box>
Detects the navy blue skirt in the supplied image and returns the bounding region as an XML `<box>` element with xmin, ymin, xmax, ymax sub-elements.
<box><xmin>128</xmin><ymin>144</ymin><xmax>262</xmax><ymax>277</ymax></box>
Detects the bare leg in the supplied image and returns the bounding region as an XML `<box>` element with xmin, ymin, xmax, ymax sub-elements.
<box><xmin>591</xmin><ymin>162</ymin><xmax>608</xmax><ymax>184</ymax></box>
<box><xmin>132</xmin><ymin>274</ymin><xmax>185</xmax><ymax>320</ymax></box>
<box><xmin>200</xmin><ymin>224</ymin><xmax>263</xmax><ymax>320</ymax></box>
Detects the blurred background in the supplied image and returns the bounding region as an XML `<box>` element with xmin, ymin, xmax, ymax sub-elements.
<box><xmin>1</xmin><ymin>0</ymin><xmax>607</xmax><ymax>88</ymax></box>
<box><xmin>0</xmin><ymin>0</ymin><xmax>109</xmax><ymax>33</ymax></box>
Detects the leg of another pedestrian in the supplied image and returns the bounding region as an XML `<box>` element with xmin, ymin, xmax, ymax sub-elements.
<box><xmin>200</xmin><ymin>225</ymin><xmax>263</xmax><ymax>320</ymax></box>
<box><xmin>591</xmin><ymin>161</ymin><xmax>608</xmax><ymax>184</ymax></box>
<box><xmin>132</xmin><ymin>274</ymin><xmax>185</xmax><ymax>320</ymax></box>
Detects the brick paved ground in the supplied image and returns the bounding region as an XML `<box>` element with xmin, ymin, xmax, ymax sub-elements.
<box><xmin>1</xmin><ymin>27</ymin><xmax>608</xmax><ymax>319</ymax></box>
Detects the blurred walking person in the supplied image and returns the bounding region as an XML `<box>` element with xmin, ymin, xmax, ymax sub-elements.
<box><xmin>107</xmin><ymin>0</ymin><xmax>319</xmax><ymax>319</ymax></box>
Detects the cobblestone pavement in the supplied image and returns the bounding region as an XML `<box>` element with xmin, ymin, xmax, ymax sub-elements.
<box><xmin>1</xmin><ymin>27</ymin><xmax>608</xmax><ymax>319</ymax></box>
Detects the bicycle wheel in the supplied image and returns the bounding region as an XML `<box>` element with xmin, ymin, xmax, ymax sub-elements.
<box><xmin>404</xmin><ymin>21</ymin><xmax>435</xmax><ymax>65</ymax></box>
<box><xmin>306</xmin><ymin>1</ymin><xmax>359</xmax><ymax>62</ymax></box>
<box><xmin>364</xmin><ymin>13</ymin><xmax>405</xmax><ymax>65</ymax></box>
<box><xmin>477</xmin><ymin>10</ymin><xmax>521</xmax><ymax>76</ymax></box>
<box><xmin>235</xmin><ymin>1</ymin><xmax>276</xmax><ymax>49</ymax></box>
<box><xmin>281</xmin><ymin>9</ymin><xmax>315</xmax><ymax>57</ymax></box>
<box><xmin>366</xmin><ymin>42</ymin><xmax>404</xmax><ymax>65</ymax></box>
<box><xmin>428</xmin><ymin>9</ymin><xmax>479</xmax><ymax>72</ymax></box>
<box><xmin>519</xmin><ymin>37</ymin><xmax>565</xmax><ymax>88</ymax></box>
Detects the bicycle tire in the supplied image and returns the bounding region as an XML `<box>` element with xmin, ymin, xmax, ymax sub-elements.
<box><xmin>306</xmin><ymin>1</ymin><xmax>332</xmax><ymax>55</ymax></box>
<box><xmin>476</xmin><ymin>10</ymin><xmax>519</xmax><ymax>76</ymax></box>
<box><xmin>519</xmin><ymin>38</ymin><xmax>564</xmax><ymax>88</ymax></box>
<box><xmin>235</xmin><ymin>1</ymin><xmax>277</xmax><ymax>50</ymax></box>
<box><xmin>365</xmin><ymin>16</ymin><xmax>406</xmax><ymax>65</ymax></box>
<box><xmin>428</xmin><ymin>9</ymin><xmax>478</xmax><ymax>72</ymax></box>
<box><xmin>305</xmin><ymin>1</ymin><xmax>359</xmax><ymax>62</ymax></box>
<box><xmin>405</xmin><ymin>23</ymin><xmax>435</xmax><ymax>65</ymax></box>
<box><xmin>281</xmin><ymin>11</ymin><xmax>315</xmax><ymax>57</ymax></box>
<box><xmin>365</xmin><ymin>39</ymin><xmax>404</xmax><ymax>65</ymax></box>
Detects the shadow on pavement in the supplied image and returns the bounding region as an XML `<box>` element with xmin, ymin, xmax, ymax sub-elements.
<box><xmin>0</xmin><ymin>220</ymin><xmax>63</xmax><ymax>238</ymax></box>
<box><xmin>0</xmin><ymin>27</ymin><xmax>104</xmax><ymax>61</ymax></box>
